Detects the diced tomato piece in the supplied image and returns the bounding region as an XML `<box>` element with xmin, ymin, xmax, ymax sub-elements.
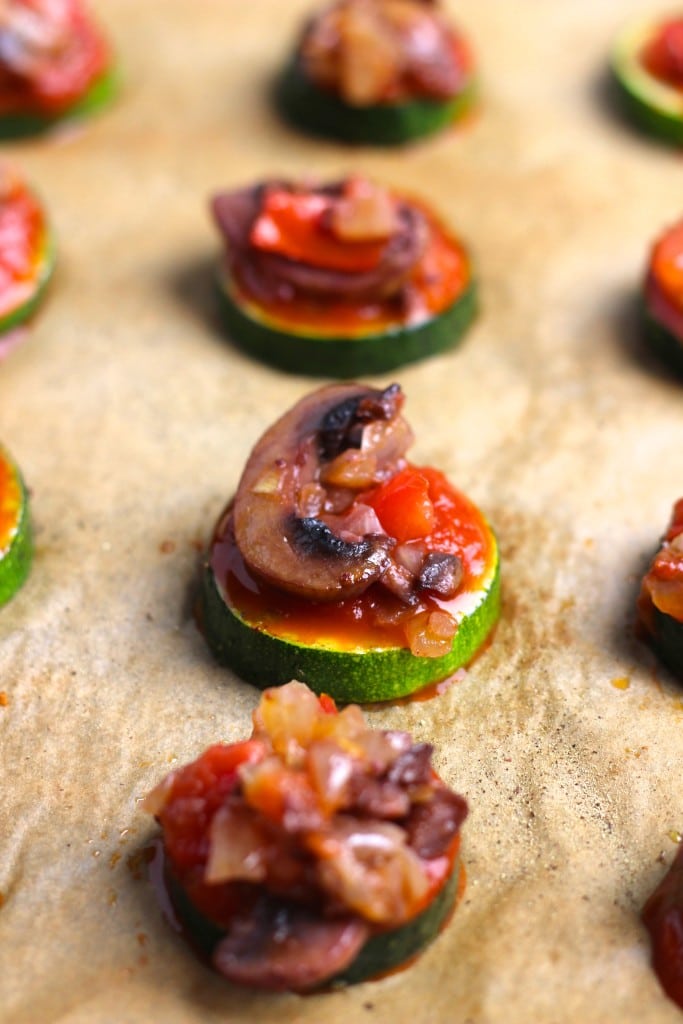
<box><xmin>642</xmin><ymin>19</ymin><xmax>683</xmax><ymax>89</ymax></box>
<box><xmin>318</xmin><ymin>693</ymin><xmax>338</xmax><ymax>715</ymax></box>
<box><xmin>250</xmin><ymin>188</ymin><xmax>386</xmax><ymax>272</ymax></box>
<box><xmin>159</xmin><ymin>740</ymin><xmax>266</xmax><ymax>873</ymax></box>
<box><xmin>369</xmin><ymin>467</ymin><xmax>436</xmax><ymax>542</ymax></box>
<box><xmin>650</xmin><ymin>221</ymin><xmax>683</xmax><ymax>313</ymax></box>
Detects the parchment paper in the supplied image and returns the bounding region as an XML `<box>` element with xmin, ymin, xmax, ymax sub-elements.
<box><xmin>2</xmin><ymin>2</ymin><xmax>683</xmax><ymax>1021</ymax></box>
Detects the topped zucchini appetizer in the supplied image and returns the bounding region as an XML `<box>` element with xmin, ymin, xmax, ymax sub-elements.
<box><xmin>276</xmin><ymin>0</ymin><xmax>476</xmax><ymax>145</ymax></box>
<box><xmin>200</xmin><ymin>382</ymin><xmax>500</xmax><ymax>703</ymax></box>
<box><xmin>637</xmin><ymin>499</ymin><xmax>683</xmax><ymax>678</ymax></box>
<box><xmin>0</xmin><ymin>166</ymin><xmax>54</xmax><ymax>336</ymax></box>
<box><xmin>0</xmin><ymin>0</ymin><xmax>116</xmax><ymax>138</ymax></box>
<box><xmin>211</xmin><ymin>175</ymin><xmax>476</xmax><ymax>376</ymax></box>
<box><xmin>612</xmin><ymin>13</ymin><xmax>683</xmax><ymax>145</ymax></box>
<box><xmin>145</xmin><ymin>680</ymin><xmax>468</xmax><ymax>991</ymax></box>
<box><xmin>642</xmin><ymin>218</ymin><xmax>683</xmax><ymax>375</ymax></box>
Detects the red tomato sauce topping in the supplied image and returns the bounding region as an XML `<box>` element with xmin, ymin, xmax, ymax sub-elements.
<box><xmin>212</xmin><ymin>465</ymin><xmax>495</xmax><ymax>651</ymax></box>
<box><xmin>0</xmin><ymin>0</ymin><xmax>110</xmax><ymax>116</ymax></box>
<box><xmin>0</xmin><ymin>450</ymin><xmax>22</xmax><ymax>553</ymax></box>
<box><xmin>0</xmin><ymin>173</ymin><xmax>48</xmax><ymax>318</ymax></box>
<box><xmin>234</xmin><ymin>204</ymin><xmax>470</xmax><ymax>336</ymax></box>
<box><xmin>648</xmin><ymin>221</ymin><xmax>683</xmax><ymax>315</ymax></box>
<box><xmin>638</xmin><ymin>499</ymin><xmax>683</xmax><ymax>631</ymax></box>
<box><xmin>642</xmin><ymin>19</ymin><xmax>683</xmax><ymax>90</ymax></box>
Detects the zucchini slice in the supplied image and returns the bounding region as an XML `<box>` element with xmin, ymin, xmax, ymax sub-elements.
<box><xmin>642</xmin><ymin>305</ymin><xmax>683</xmax><ymax>376</ymax></box>
<box><xmin>0</xmin><ymin>446</ymin><xmax>32</xmax><ymax>607</ymax></box>
<box><xmin>275</xmin><ymin>57</ymin><xmax>476</xmax><ymax>146</ymax></box>
<box><xmin>0</xmin><ymin>178</ymin><xmax>55</xmax><ymax>335</ymax></box>
<box><xmin>201</xmin><ymin>552</ymin><xmax>499</xmax><ymax>704</ymax></box>
<box><xmin>611</xmin><ymin>17</ymin><xmax>683</xmax><ymax>145</ymax></box>
<box><xmin>165</xmin><ymin>856</ymin><xmax>461</xmax><ymax>989</ymax></box>
<box><xmin>0</xmin><ymin>65</ymin><xmax>118</xmax><ymax>140</ymax></box>
<box><xmin>216</xmin><ymin>271</ymin><xmax>477</xmax><ymax>377</ymax></box>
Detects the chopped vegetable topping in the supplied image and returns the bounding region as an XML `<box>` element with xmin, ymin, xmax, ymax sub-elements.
<box><xmin>147</xmin><ymin>681</ymin><xmax>467</xmax><ymax>990</ymax></box>
<box><xmin>300</xmin><ymin>0</ymin><xmax>472</xmax><ymax>106</ymax></box>
<box><xmin>0</xmin><ymin>0</ymin><xmax>110</xmax><ymax>116</ymax></box>
<box><xmin>638</xmin><ymin>499</ymin><xmax>683</xmax><ymax>631</ymax></box>
<box><xmin>0</xmin><ymin>166</ymin><xmax>49</xmax><ymax>320</ymax></box>
<box><xmin>642</xmin><ymin>18</ymin><xmax>683</xmax><ymax>89</ymax></box>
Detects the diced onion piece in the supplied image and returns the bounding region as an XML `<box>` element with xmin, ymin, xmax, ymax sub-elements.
<box><xmin>205</xmin><ymin>804</ymin><xmax>267</xmax><ymax>884</ymax></box>
<box><xmin>307</xmin><ymin>739</ymin><xmax>355</xmax><ymax>811</ymax></box>
<box><xmin>329</xmin><ymin>178</ymin><xmax>398</xmax><ymax>243</ymax></box>
<box><xmin>251</xmin><ymin>466</ymin><xmax>283</xmax><ymax>495</ymax></box>
<box><xmin>141</xmin><ymin>772</ymin><xmax>175</xmax><ymax>816</ymax></box>
<box><xmin>361</xmin><ymin>416</ymin><xmax>414</xmax><ymax>475</ymax></box>
<box><xmin>252</xmin><ymin>681</ymin><xmax>322</xmax><ymax>763</ymax></box>
<box><xmin>311</xmin><ymin>818</ymin><xmax>429</xmax><ymax>925</ymax></box>
<box><xmin>405</xmin><ymin>609</ymin><xmax>457</xmax><ymax>658</ymax></box>
<box><xmin>338</xmin><ymin>3</ymin><xmax>400</xmax><ymax>105</ymax></box>
<box><xmin>320</xmin><ymin>449</ymin><xmax>378</xmax><ymax>489</ymax></box>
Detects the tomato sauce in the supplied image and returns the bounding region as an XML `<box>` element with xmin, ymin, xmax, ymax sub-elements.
<box><xmin>0</xmin><ymin>0</ymin><xmax>110</xmax><ymax>116</ymax></box>
<box><xmin>0</xmin><ymin>177</ymin><xmax>48</xmax><ymax>319</ymax></box>
<box><xmin>211</xmin><ymin>466</ymin><xmax>496</xmax><ymax>651</ymax></box>
<box><xmin>642</xmin><ymin>19</ymin><xmax>683</xmax><ymax>90</ymax></box>
<box><xmin>0</xmin><ymin>451</ymin><xmax>21</xmax><ymax>554</ymax></box>
<box><xmin>231</xmin><ymin>207</ymin><xmax>471</xmax><ymax>337</ymax></box>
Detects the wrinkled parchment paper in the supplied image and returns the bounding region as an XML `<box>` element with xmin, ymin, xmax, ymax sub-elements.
<box><xmin>2</xmin><ymin>2</ymin><xmax>683</xmax><ymax>1021</ymax></box>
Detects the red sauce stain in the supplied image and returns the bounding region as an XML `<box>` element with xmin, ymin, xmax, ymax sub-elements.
<box><xmin>159</xmin><ymin>539</ymin><xmax>176</xmax><ymax>554</ymax></box>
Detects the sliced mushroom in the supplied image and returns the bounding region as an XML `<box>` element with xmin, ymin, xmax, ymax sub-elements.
<box><xmin>233</xmin><ymin>383</ymin><xmax>411</xmax><ymax>602</ymax></box>
<box><xmin>213</xmin><ymin>897</ymin><xmax>369</xmax><ymax>991</ymax></box>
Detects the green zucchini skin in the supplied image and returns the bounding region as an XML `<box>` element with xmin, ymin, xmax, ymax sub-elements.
<box><xmin>0</xmin><ymin>65</ymin><xmax>118</xmax><ymax>140</ymax></box>
<box><xmin>642</xmin><ymin>306</ymin><xmax>683</xmax><ymax>376</ymax></box>
<box><xmin>165</xmin><ymin>858</ymin><xmax>460</xmax><ymax>990</ymax></box>
<box><xmin>0</xmin><ymin>462</ymin><xmax>32</xmax><ymax>607</ymax></box>
<box><xmin>216</xmin><ymin>275</ymin><xmax>477</xmax><ymax>377</ymax></box>
<box><xmin>610</xmin><ymin>20</ymin><xmax>683</xmax><ymax>146</ymax></box>
<box><xmin>650</xmin><ymin>607</ymin><xmax>683</xmax><ymax>678</ymax></box>
<box><xmin>0</xmin><ymin>230</ymin><xmax>55</xmax><ymax>335</ymax></box>
<box><xmin>200</xmin><ymin>555</ymin><xmax>499</xmax><ymax>704</ymax></box>
<box><xmin>612</xmin><ymin>72</ymin><xmax>683</xmax><ymax>145</ymax></box>
<box><xmin>275</xmin><ymin>58</ymin><xmax>475</xmax><ymax>145</ymax></box>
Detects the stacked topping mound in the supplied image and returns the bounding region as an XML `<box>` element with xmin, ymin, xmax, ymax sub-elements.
<box><xmin>300</xmin><ymin>0</ymin><xmax>472</xmax><ymax>106</ymax></box>
<box><xmin>643</xmin><ymin>220</ymin><xmax>683</xmax><ymax>372</ymax></box>
<box><xmin>0</xmin><ymin>165</ymin><xmax>53</xmax><ymax>330</ymax></box>
<box><xmin>638</xmin><ymin>499</ymin><xmax>683</xmax><ymax>677</ymax></box>
<box><xmin>211</xmin><ymin>177</ymin><xmax>475</xmax><ymax>375</ymax></box>
<box><xmin>0</xmin><ymin>0</ymin><xmax>113</xmax><ymax>125</ymax></box>
<box><xmin>147</xmin><ymin>681</ymin><xmax>467</xmax><ymax>991</ymax></box>
<box><xmin>202</xmin><ymin>383</ymin><xmax>500</xmax><ymax>702</ymax></box>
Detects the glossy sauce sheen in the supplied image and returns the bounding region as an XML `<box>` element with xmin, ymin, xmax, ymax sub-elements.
<box><xmin>641</xmin><ymin>19</ymin><xmax>683</xmax><ymax>90</ymax></box>
<box><xmin>0</xmin><ymin>180</ymin><xmax>47</xmax><ymax>318</ymax></box>
<box><xmin>211</xmin><ymin>466</ymin><xmax>495</xmax><ymax>650</ymax></box>
<box><xmin>0</xmin><ymin>451</ymin><xmax>21</xmax><ymax>554</ymax></box>
<box><xmin>232</xmin><ymin>207</ymin><xmax>470</xmax><ymax>336</ymax></box>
